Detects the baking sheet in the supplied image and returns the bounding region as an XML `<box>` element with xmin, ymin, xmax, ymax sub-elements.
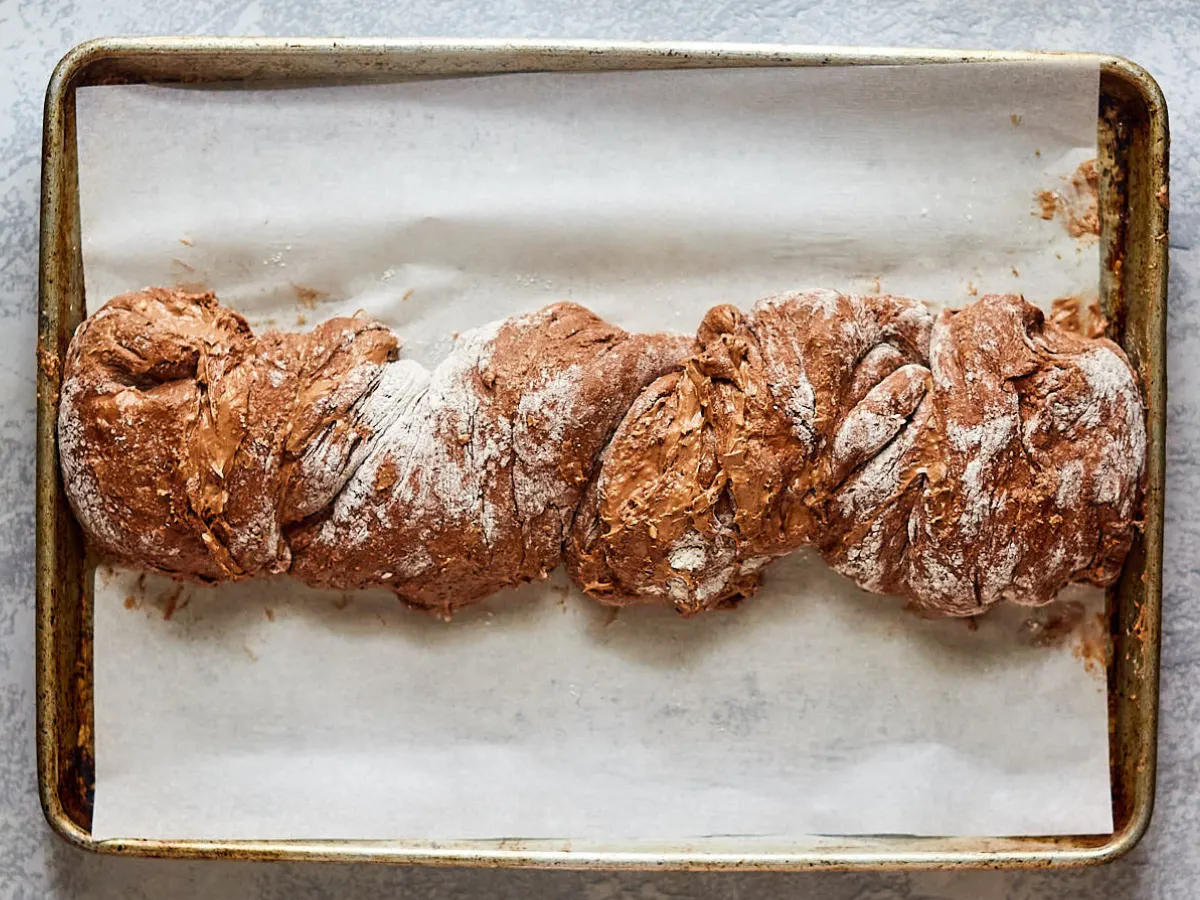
<box><xmin>75</xmin><ymin>62</ymin><xmax>1112</xmax><ymax>841</ymax></box>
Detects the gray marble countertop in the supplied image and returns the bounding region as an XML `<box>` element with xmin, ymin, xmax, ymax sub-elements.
<box><xmin>2</xmin><ymin>2</ymin><xmax>1193</xmax><ymax>897</ymax></box>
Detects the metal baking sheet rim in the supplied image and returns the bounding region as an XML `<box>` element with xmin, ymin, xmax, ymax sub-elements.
<box><xmin>34</xmin><ymin>37</ymin><xmax>1169</xmax><ymax>871</ymax></box>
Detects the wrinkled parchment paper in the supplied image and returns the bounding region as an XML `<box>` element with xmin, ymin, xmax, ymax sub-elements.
<box><xmin>76</xmin><ymin>62</ymin><xmax>1111</xmax><ymax>841</ymax></box>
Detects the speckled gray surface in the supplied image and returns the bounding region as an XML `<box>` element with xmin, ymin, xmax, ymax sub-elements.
<box><xmin>0</xmin><ymin>1</ymin><xmax>1193</xmax><ymax>897</ymax></box>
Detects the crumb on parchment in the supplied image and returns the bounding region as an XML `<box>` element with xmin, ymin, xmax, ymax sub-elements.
<box><xmin>1035</xmin><ymin>159</ymin><xmax>1100</xmax><ymax>241</ymax></box>
<box><xmin>291</xmin><ymin>283</ymin><xmax>329</xmax><ymax>310</ymax></box>
<box><xmin>1036</xmin><ymin>190</ymin><xmax>1059</xmax><ymax>220</ymax></box>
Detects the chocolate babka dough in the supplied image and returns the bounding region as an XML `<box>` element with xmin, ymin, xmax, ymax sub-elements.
<box><xmin>60</xmin><ymin>288</ymin><xmax>1145</xmax><ymax>619</ymax></box>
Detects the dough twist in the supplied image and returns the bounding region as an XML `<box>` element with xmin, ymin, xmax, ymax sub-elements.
<box><xmin>59</xmin><ymin>287</ymin><xmax>1145</xmax><ymax>618</ymax></box>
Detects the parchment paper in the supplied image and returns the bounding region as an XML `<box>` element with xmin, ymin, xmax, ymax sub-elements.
<box><xmin>75</xmin><ymin>62</ymin><xmax>1112</xmax><ymax>841</ymax></box>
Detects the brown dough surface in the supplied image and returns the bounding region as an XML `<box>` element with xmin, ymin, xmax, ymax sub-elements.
<box><xmin>824</xmin><ymin>293</ymin><xmax>1145</xmax><ymax>615</ymax></box>
<box><xmin>58</xmin><ymin>288</ymin><xmax>397</xmax><ymax>580</ymax></box>
<box><xmin>287</xmin><ymin>303</ymin><xmax>692</xmax><ymax>615</ymax></box>
<box><xmin>568</xmin><ymin>291</ymin><xmax>1143</xmax><ymax>617</ymax></box>
<box><xmin>59</xmin><ymin>288</ymin><xmax>1145</xmax><ymax>619</ymax></box>
<box><xmin>566</xmin><ymin>290</ymin><xmax>933</xmax><ymax>614</ymax></box>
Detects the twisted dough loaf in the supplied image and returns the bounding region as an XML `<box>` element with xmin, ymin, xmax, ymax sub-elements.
<box><xmin>59</xmin><ymin>287</ymin><xmax>1145</xmax><ymax>618</ymax></box>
